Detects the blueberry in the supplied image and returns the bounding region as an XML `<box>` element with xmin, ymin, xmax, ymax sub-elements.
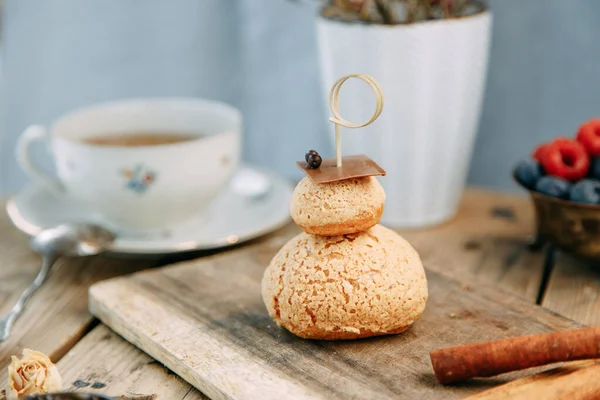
<box><xmin>307</xmin><ymin>153</ymin><xmax>322</xmax><ymax>169</ymax></box>
<box><xmin>515</xmin><ymin>159</ymin><xmax>544</xmax><ymax>189</ymax></box>
<box><xmin>535</xmin><ymin>176</ymin><xmax>571</xmax><ymax>199</ymax></box>
<box><xmin>588</xmin><ymin>156</ymin><xmax>600</xmax><ymax>179</ymax></box>
<box><xmin>305</xmin><ymin>149</ymin><xmax>319</xmax><ymax>163</ymax></box>
<box><xmin>569</xmin><ymin>179</ymin><xmax>600</xmax><ymax>204</ymax></box>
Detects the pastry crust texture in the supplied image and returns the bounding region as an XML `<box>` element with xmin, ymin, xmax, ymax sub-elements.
<box><xmin>290</xmin><ymin>176</ymin><xmax>385</xmax><ymax>236</ymax></box>
<box><xmin>261</xmin><ymin>224</ymin><xmax>428</xmax><ymax>340</ymax></box>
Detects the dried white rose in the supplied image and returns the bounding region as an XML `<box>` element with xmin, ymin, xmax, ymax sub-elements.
<box><xmin>7</xmin><ymin>349</ymin><xmax>62</xmax><ymax>399</ymax></box>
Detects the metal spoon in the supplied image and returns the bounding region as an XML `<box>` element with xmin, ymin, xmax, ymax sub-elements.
<box><xmin>0</xmin><ymin>223</ymin><xmax>115</xmax><ymax>342</ymax></box>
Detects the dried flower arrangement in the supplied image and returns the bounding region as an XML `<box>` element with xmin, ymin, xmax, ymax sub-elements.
<box><xmin>320</xmin><ymin>0</ymin><xmax>487</xmax><ymax>24</ymax></box>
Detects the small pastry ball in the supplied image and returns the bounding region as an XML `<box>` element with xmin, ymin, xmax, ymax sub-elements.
<box><xmin>290</xmin><ymin>176</ymin><xmax>385</xmax><ymax>236</ymax></box>
<box><xmin>261</xmin><ymin>225</ymin><xmax>428</xmax><ymax>340</ymax></box>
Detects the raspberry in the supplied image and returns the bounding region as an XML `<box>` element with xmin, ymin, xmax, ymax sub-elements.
<box><xmin>576</xmin><ymin>119</ymin><xmax>600</xmax><ymax>156</ymax></box>
<box><xmin>532</xmin><ymin>143</ymin><xmax>550</xmax><ymax>162</ymax></box>
<box><xmin>552</xmin><ymin>137</ymin><xmax>574</xmax><ymax>145</ymax></box>
<box><xmin>539</xmin><ymin>138</ymin><xmax>589</xmax><ymax>181</ymax></box>
<box><xmin>533</xmin><ymin>139</ymin><xmax>569</xmax><ymax>161</ymax></box>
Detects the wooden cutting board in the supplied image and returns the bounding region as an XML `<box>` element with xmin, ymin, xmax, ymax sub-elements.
<box><xmin>89</xmin><ymin>243</ymin><xmax>582</xmax><ymax>400</ymax></box>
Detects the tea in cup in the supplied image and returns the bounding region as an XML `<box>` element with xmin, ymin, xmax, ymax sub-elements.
<box><xmin>16</xmin><ymin>98</ymin><xmax>242</xmax><ymax>232</ymax></box>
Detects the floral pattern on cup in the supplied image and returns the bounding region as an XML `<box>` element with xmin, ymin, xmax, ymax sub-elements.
<box><xmin>121</xmin><ymin>164</ymin><xmax>156</xmax><ymax>193</ymax></box>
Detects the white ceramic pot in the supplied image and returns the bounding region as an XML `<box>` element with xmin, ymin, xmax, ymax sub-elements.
<box><xmin>317</xmin><ymin>11</ymin><xmax>492</xmax><ymax>228</ymax></box>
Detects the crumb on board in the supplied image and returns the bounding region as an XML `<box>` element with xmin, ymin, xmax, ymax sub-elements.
<box><xmin>463</xmin><ymin>240</ymin><xmax>481</xmax><ymax>251</ymax></box>
<box><xmin>491</xmin><ymin>206</ymin><xmax>517</xmax><ymax>221</ymax></box>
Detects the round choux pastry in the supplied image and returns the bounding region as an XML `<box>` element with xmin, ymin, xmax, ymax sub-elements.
<box><xmin>290</xmin><ymin>176</ymin><xmax>385</xmax><ymax>236</ymax></box>
<box><xmin>261</xmin><ymin>224</ymin><xmax>428</xmax><ymax>340</ymax></box>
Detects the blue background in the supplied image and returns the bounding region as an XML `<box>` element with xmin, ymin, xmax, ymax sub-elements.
<box><xmin>2</xmin><ymin>0</ymin><xmax>599</xmax><ymax>195</ymax></box>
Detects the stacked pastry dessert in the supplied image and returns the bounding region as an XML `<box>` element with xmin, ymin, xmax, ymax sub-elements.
<box><xmin>261</xmin><ymin>151</ymin><xmax>428</xmax><ymax>340</ymax></box>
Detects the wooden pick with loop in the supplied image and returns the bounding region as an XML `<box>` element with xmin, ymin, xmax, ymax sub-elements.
<box><xmin>329</xmin><ymin>74</ymin><xmax>384</xmax><ymax>167</ymax></box>
<box><xmin>296</xmin><ymin>73</ymin><xmax>386</xmax><ymax>183</ymax></box>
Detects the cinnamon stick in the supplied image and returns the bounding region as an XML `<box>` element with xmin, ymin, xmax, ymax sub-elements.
<box><xmin>430</xmin><ymin>327</ymin><xmax>600</xmax><ymax>384</ymax></box>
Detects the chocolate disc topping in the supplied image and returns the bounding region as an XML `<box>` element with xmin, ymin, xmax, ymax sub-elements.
<box><xmin>297</xmin><ymin>154</ymin><xmax>386</xmax><ymax>184</ymax></box>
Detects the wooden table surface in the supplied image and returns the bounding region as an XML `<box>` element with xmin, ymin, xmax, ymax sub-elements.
<box><xmin>0</xmin><ymin>187</ymin><xmax>598</xmax><ymax>399</ymax></box>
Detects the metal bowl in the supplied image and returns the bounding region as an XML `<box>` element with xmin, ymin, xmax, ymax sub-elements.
<box><xmin>515</xmin><ymin>174</ymin><xmax>600</xmax><ymax>259</ymax></box>
<box><xmin>19</xmin><ymin>393</ymin><xmax>113</xmax><ymax>400</ymax></box>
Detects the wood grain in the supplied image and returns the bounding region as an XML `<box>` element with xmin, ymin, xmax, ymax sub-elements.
<box><xmin>0</xmin><ymin>255</ymin><xmax>160</xmax><ymax>383</ymax></box>
<box><xmin>89</xmin><ymin>244</ymin><xmax>581</xmax><ymax>400</ymax></box>
<box><xmin>0</xmin><ymin>188</ymin><xmax>574</xmax><ymax>398</ymax></box>
<box><xmin>0</xmin><ymin>211</ymin><xmax>159</xmax><ymax>386</ymax></box>
<box><xmin>466</xmin><ymin>360</ymin><xmax>600</xmax><ymax>400</ymax></box>
<box><xmin>542</xmin><ymin>252</ymin><xmax>600</xmax><ymax>326</ymax></box>
<box><xmin>0</xmin><ymin>203</ymin><xmax>293</xmax><ymax>389</ymax></box>
<box><xmin>57</xmin><ymin>324</ymin><xmax>207</xmax><ymax>399</ymax></box>
<box><xmin>401</xmin><ymin>188</ymin><xmax>545</xmax><ymax>302</ymax></box>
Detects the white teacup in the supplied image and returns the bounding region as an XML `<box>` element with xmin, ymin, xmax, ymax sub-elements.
<box><xmin>16</xmin><ymin>98</ymin><xmax>241</xmax><ymax>232</ymax></box>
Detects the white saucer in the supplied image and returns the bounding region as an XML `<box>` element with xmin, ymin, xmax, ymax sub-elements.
<box><xmin>6</xmin><ymin>165</ymin><xmax>293</xmax><ymax>255</ymax></box>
